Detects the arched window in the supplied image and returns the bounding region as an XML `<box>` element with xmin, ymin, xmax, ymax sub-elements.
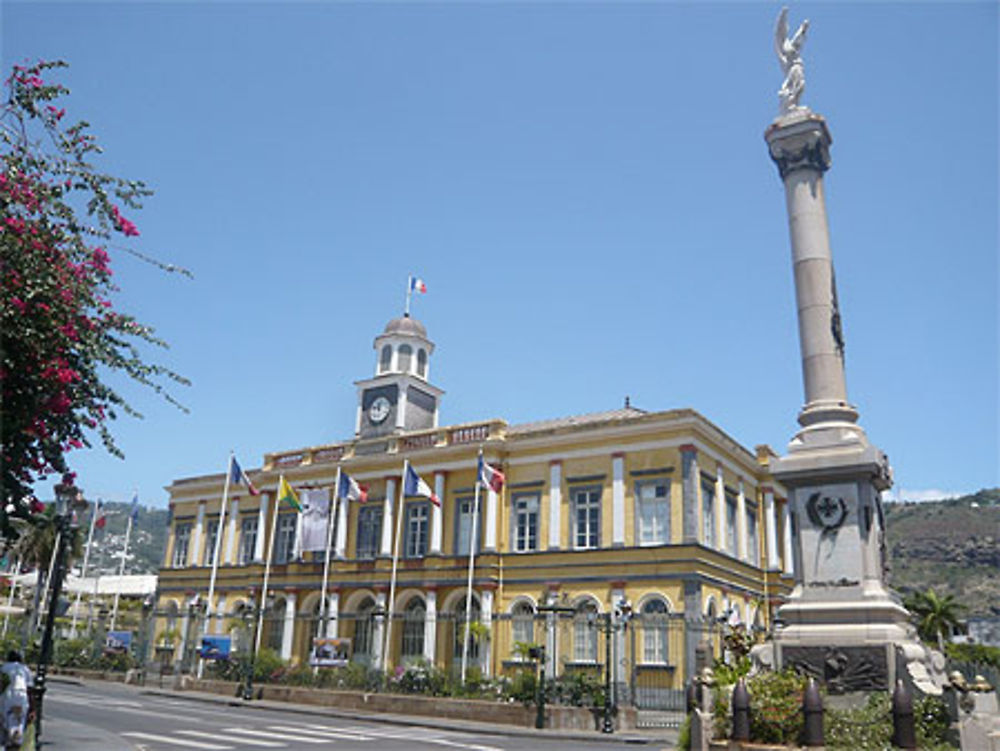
<box><xmin>401</xmin><ymin>597</ymin><xmax>425</xmax><ymax>661</ymax></box>
<box><xmin>453</xmin><ymin>597</ymin><xmax>481</xmax><ymax>664</ymax></box>
<box><xmin>416</xmin><ymin>349</ymin><xmax>427</xmax><ymax>378</ymax></box>
<box><xmin>352</xmin><ymin>597</ymin><xmax>376</xmax><ymax>662</ymax></box>
<box><xmin>641</xmin><ymin>598</ymin><xmax>670</xmax><ymax>664</ymax></box>
<box><xmin>573</xmin><ymin>600</ymin><xmax>599</xmax><ymax>663</ymax></box>
<box><xmin>511</xmin><ymin>601</ymin><xmax>535</xmax><ymax>650</ymax></box>
<box><xmin>379</xmin><ymin>345</ymin><xmax>392</xmax><ymax>373</ymax></box>
<box><xmin>266</xmin><ymin>597</ymin><xmax>286</xmax><ymax>653</ymax></box>
<box><xmin>397</xmin><ymin>344</ymin><xmax>413</xmax><ymax>373</ymax></box>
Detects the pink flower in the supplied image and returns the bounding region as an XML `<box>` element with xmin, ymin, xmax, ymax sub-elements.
<box><xmin>11</xmin><ymin>298</ymin><xmax>26</xmax><ymax>313</ymax></box>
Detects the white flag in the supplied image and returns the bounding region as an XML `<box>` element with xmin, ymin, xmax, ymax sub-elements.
<box><xmin>299</xmin><ymin>488</ymin><xmax>331</xmax><ymax>552</ymax></box>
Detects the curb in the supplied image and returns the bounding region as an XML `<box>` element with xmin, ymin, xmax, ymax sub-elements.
<box><xmin>139</xmin><ymin>686</ymin><xmax>669</xmax><ymax>745</ymax></box>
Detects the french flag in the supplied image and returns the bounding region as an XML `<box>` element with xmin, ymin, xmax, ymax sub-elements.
<box><xmin>338</xmin><ymin>472</ymin><xmax>368</xmax><ymax>503</ymax></box>
<box><xmin>478</xmin><ymin>454</ymin><xmax>505</xmax><ymax>493</ymax></box>
<box><xmin>404</xmin><ymin>464</ymin><xmax>439</xmax><ymax>506</ymax></box>
<box><xmin>409</xmin><ymin>276</ymin><xmax>427</xmax><ymax>294</ymax></box>
<box><xmin>230</xmin><ymin>456</ymin><xmax>261</xmax><ymax>496</ymax></box>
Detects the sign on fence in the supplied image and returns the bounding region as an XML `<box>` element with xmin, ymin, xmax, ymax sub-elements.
<box><xmin>310</xmin><ymin>637</ymin><xmax>351</xmax><ymax>668</ymax></box>
<box><xmin>198</xmin><ymin>635</ymin><xmax>232</xmax><ymax>660</ymax></box>
<box><xmin>105</xmin><ymin>631</ymin><xmax>133</xmax><ymax>654</ymax></box>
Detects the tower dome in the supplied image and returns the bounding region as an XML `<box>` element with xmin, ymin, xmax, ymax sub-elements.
<box><xmin>383</xmin><ymin>314</ymin><xmax>428</xmax><ymax>339</ymax></box>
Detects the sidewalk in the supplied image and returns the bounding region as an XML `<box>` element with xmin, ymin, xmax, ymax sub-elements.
<box><xmin>140</xmin><ymin>683</ymin><xmax>678</xmax><ymax>746</ymax></box>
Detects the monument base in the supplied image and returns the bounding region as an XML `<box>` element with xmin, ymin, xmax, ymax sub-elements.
<box><xmin>766</xmin><ymin>436</ymin><xmax>945</xmax><ymax>695</ymax></box>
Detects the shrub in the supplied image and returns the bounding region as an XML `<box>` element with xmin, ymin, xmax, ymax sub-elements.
<box><xmin>54</xmin><ymin>637</ymin><xmax>91</xmax><ymax>668</ymax></box>
<box><xmin>714</xmin><ymin>668</ymin><xmax>806</xmax><ymax>744</ymax></box>
<box><xmin>281</xmin><ymin>664</ymin><xmax>316</xmax><ymax>687</ymax></box>
<box><xmin>946</xmin><ymin>642</ymin><xmax>1000</xmax><ymax>670</ymax></box>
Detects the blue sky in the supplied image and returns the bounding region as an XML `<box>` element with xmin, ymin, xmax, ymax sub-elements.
<box><xmin>4</xmin><ymin>2</ymin><xmax>997</xmax><ymax>508</ymax></box>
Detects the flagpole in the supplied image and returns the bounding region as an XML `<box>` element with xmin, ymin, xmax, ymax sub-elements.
<box><xmin>255</xmin><ymin>479</ymin><xmax>282</xmax><ymax>654</ymax></box>
<box><xmin>460</xmin><ymin>470</ymin><xmax>481</xmax><ymax>685</ymax></box>
<box><xmin>70</xmin><ymin>499</ymin><xmax>100</xmax><ymax>637</ymax></box>
<box><xmin>37</xmin><ymin>530</ymin><xmax>62</xmax><ymax>631</ymax></box>
<box><xmin>404</xmin><ymin>275</ymin><xmax>412</xmax><ymax>317</ymax></box>
<box><xmin>110</xmin><ymin>508</ymin><xmax>133</xmax><ymax>632</ymax></box>
<box><xmin>318</xmin><ymin>467</ymin><xmax>341</xmax><ymax>640</ymax></box>
<box><xmin>199</xmin><ymin>454</ymin><xmax>233</xmax><ymax>678</ymax></box>
<box><xmin>382</xmin><ymin>460</ymin><xmax>407</xmax><ymax>673</ymax></box>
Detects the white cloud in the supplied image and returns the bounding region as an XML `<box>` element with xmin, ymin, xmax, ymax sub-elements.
<box><xmin>883</xmin><ymin>488</ymin><xmax>966</xmax><ymax>503</ymax></box>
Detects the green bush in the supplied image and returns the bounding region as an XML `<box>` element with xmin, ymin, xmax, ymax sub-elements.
<box><xmin>54</xmin><ymin>637</ymin><xmax>91</xmax><ymax>668</ymax></box>
<box><xmin>826</xmin><ymin>692</ymin><xmax>892</xmax><ymax>750</ymax></box>
<box><xmin>549</xmin><ymin>670</ymin><xmax>605</xmax><ymax>708</ymax></box>
<box><xmin>713</xmin><ymin>669</ymin><xmax>807</xmax><ymax>744</ymax></box>
<box><xmin>946</xmin><ymin>642</ymin><xmax>1000</xmax><ymax>670</ymax></box>
<box><xmin>280</xmin><ymin>664</ymin><xmax>316</xmax><ymax>687</ymax></box>
<box><xmin>506</xmin><ymin>668</ymin><xmax>537</xmax><ymax>705</ymax></box>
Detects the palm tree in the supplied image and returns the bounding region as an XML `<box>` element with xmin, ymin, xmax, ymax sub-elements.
<box><xmin>903</xmin><ymin>588</ymin><xmax>964</xmax><ymax>650</ymax></box>
<box><xmin>10</xmin><ymin>507</ymin><xmax>83</xmax><ymax>632</ymax></box>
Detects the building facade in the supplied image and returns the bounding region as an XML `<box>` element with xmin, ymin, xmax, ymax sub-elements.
<box><xmin>158</xmin><ymin>314</ymin><xmax>794</xmax><ymax>696</ymax></box>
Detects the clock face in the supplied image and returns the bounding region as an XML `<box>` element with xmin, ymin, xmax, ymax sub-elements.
<box><xmin>369</xmin><ymin>396</ymin><xmax>391</xmax><ymax>424</ymax></box>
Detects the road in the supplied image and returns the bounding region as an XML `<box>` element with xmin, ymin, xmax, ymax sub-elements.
<box><xmin>44</xmin><ymin>679</ymin><xmax>670</xmax><ymax>751</ymax></box>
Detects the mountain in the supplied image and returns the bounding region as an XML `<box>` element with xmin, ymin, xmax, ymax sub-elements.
<box><xmin>71</xmin><ymin>502</ymin><xmax>169</xmax><ymax>576</ymax></box>
<box><xmin>885</xmin><ymin>488</ymin><xmax>1000</xmax><ymax>617</ymax></box>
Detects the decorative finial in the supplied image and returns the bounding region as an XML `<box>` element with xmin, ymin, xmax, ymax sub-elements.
<box><xmin>774</xmin><ymin>7</ymin><xmax>810</xmax><ymax>116</ymax></box>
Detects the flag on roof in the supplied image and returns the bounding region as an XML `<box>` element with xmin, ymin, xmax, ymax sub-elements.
<box><xmin>404</xmin><ymin>464</ymin><xmax>439</xmax><ymax>507</ymax></box>
<box><xmin>409</xmin><ymin>276</ymin><xmax>427</xmax><ymax>294</ymax></box>
<box><xmin>277</xmin><ymin>475</ymin><xmax>302</xmax><ymax>512</ymax></box>
<box><xmin>338</xmin><ymin>472</ymin><xmax>368</xmax><ymax>503</ymax></box>
<box><xmin>230</xmin><ymin>456</ymin><xmax>261</xmax><ymax>496</ymax></box>
<box><xmin>478</xmin><ymin>454</ymin><xmax>505</xmax><ymax>493</ymax></box>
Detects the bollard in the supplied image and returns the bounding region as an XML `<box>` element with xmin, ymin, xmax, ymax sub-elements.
<box><xmin>687</xmin><ymin>676</ymin><xmax>699</xmax><ymax>714</ymax></box>
<box><xmin>731</xmin><ymin>678</ymin><xmax>750</xmax><ymax>741</ymax></box>
<box><xmin>892</xmin><ymin>679</ymin><xmax>917</xmax><ymax>750</ymax></box>
<box><xmin>802</xmin><ymin>677</ymin><xmax>824</xmax><ymax>747</ymax></box>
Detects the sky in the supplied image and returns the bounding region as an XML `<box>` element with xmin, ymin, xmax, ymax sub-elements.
<box><xmin>4</xmin><ymin>1</ymin><xmax>997</xmax><ymax>508</ymax></box>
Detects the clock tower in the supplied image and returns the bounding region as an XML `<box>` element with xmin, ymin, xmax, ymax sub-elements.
<box><xmin>354</xmin><ymin>313</ymin><xmax>444</xmax><ymax>440</ymax></box>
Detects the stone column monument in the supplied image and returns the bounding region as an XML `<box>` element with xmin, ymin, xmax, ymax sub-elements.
<box><xmin>763</xmin><ymin>8</ymin><xmax>942</xmax><ymax>694</ymax></box>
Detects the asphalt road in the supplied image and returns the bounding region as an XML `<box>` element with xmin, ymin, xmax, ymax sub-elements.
<box><xmin>44</xmin><ymin>680</ymin><xmax>670</xmax><ymax>751</ymax></box>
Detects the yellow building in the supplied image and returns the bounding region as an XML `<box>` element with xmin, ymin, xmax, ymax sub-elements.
<box><xmin>158</xmin><ymin>313</ymin><xmax>793</xmax><ymax>707</ymax></box>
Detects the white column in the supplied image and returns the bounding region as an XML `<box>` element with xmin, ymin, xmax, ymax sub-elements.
<box><xmin>395</xmin><ymin>386</ymin><xmax>408</xmax><ymax>431</ymax></box>
<box><xmin>254</xmin><ymin>495</ymin><xmax>269</xmax><ymax>562</ymax></box>
<box><xmin>423</xmin><ymin>589</ymin><xmax>437</xmax><ymax>663</ymax></box>
<box><xmin>548</xmin><ymin>461</ymin><xmax>562</xmax><ymax>550</ymax></box>
<box><xmin>334</xmin><ymin>494</ymin><xmax>348</xmax><ymax>559</ymax></box>
<box><xmin>736</xmin><ymin>481</ymin><xmax>748</xmax><ymax>562</ymax></box>
<box><xmin>715</xmin><ymin>466</ymin><xmax>726</xmax><ymax>553</ymax></box>
<box><xmin>214</xmin><ymin>595</ymin><xmax>226</xmax><ymax>632</ymax></box>
<box><xmin>481</xmin><ymin>589</ymin><xmax>494</xmax><ymax>677</ymax></box>
<box><xmin>326</xmin><ymin>591</ymin><xmax>340</xmax><ymax>638</ymax></box>
<box><xmin>192</xmin><ymin>502</ymin><xmax>205</xmax><ymax>567</ymax></box>
<box><xmin>381</xmin><ymin>477</ymin><xmax>397</xmax><ymax>557</ymax></box>
<box><xmin>280</xmin><ymin>592</ymin><xmax>296</xmax><ymax>661</ymax></box>
<box><xmin>225</xmin><ymin>498</ymin><xmax>239</xmax><ymax>565</ymax></box>
<box><xmin>764</xmin><ymin>487</ymin><xmax>780</xmax><ymax>569</ymax></box>
<box><xmin>484</xmin><ymin>487</ymin><xmax>498</xmax><ymax>551</ymax></box>
<box><xmin>544</xmin><ymin>590</ymin><xmax>557</xmax><ymax>678</ymax></box>
<box><xmin>612</xmin><ymin>454</ymin><xmax>625</xmax><ymax>547</ymax></box>
<box><xmin>781</xmin><ymin>500</ymin><xmax>795</xmax><ymax>575</ymax></box>
<box><xmin>431</xmin><ymin>472</ymin><xmax>445</xmax><ymax>554</ymax></box>
<box><xmin>373</xmin><ymin>590</ymin><xmax>387</xmax><ymax>670</ymax></box>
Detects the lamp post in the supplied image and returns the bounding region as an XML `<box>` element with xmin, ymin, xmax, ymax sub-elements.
<box><xmin>242</xmin><ymin>587</ymin><xmax>273</xmax><ymax>701</ymax></box>
<box><xmin>593</xmin><ymin>599</ymin><xmax>632</xmax><ymax>734</ymax></box>
<box><xmin>137</xmin><ymin>595</ymin><xmax>155</xmax><ymax>685</ymax></box>
<box><xmin>34</xmin><ymin>473</ymin><xmax>87</xmax><ymax>740</ymax></box>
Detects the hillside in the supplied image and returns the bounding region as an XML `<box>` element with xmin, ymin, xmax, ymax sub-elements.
<box><xmin>72</xmin><ymin>502</ymin><xmax>169</xmax><ymax>576</ymax></box>
<box><xmin>885</xmin><ymin>488</ymin><xmax>1000</xmax><ymax>617</ymax></box>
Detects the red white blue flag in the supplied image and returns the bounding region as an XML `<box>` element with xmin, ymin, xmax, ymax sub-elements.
<box><xmin>478</xmin><ymin>454</ymin><xmax>505</xmax><ymax>493</ymax></box>
<box><xmin>404</xmin><ymin>464</ymin><xmax>439</xmax><ymax>506</ymax></box>
<box><xmin>338</xmin><ymin>472</ymin><xmax>368</xmax><ymax>503</ymax></box>
<box><xmin>409</xmin><ymin>276</ymin><xmax>427</xmax><ymax>294</ymax></box>
<box><xmin>230</xmin><ymin>456</ymin><xmax>261</xmax><ymax>496</ymax></box>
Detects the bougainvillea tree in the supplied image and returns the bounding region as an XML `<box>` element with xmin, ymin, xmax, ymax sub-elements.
<box><xmin>1</xmin><ymin>60</ymin><xmax>188</xmax><ymax>542</ymax></box>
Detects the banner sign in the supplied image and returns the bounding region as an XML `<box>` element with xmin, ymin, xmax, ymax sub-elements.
<box><xmin>309</xmin><ymin>637</ymin><xmax>351</xmax><ymax>667</ymax></box>
<box><xmin>198</xmin><ymin>634</ymin><xmax>232</xmax><ymax>661</ymax></box>
<box><xmin>105</xmin><ymin>631</ymin><xmax>133</xmax><ymax>654</ymax></box>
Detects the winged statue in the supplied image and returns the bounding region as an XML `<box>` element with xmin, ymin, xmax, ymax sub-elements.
<box><xmin>774</xmin><ymin>7</ymin><xmax>810</xmax><ymax>115</ymax></box>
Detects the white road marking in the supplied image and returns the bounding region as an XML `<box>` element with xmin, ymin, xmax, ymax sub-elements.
<box><xmin>222</xmin><ymin>727</ymin><xmax>328</xmax><ymax>744</ymax></box>
<box><xmin>49</xmin><ymin>693</ymin><xmax>188</xmax><ymax>720</ymax></box>
<box><xmin>176</xmin><ymin>730</ymin><xmax>286</xmax><ymax>747</ymax></box>
<box><xmin>122</xmin><ymin>731</ymin><xmax>233</xmax><ymax>749</ymax></box>
<box><xmin>269</xmin><ymin>724</ymin><xmax>372</xmax><ymax>740</ymax></box>
<box><xmin>424</xmin><ymin>739</ymin><xmax>504</xmax><ymax>751</ymax></box>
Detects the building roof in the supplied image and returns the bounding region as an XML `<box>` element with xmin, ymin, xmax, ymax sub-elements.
<box><xmin>10</xmin><ymin>572</ymin><xmax>157</xmax><ymax>596</ymax></box>
<box><xmin>508</xmin><ymin>407</ymin><xmax>648</xmax><ymax>435</ymax></box>
<box><xmin>382</xmin><ymin>314</ymin><xmax>427</xmax><ymax>339</ymax></box>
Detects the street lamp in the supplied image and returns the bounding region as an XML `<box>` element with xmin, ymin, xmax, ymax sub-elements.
<box><xmin>534</xmin><ymin>595</ymin><xmax>576</xmax><ymax>730</ymax></box>
<box><xmin>592</xmin><ymin>598</ymin><xmax>632</xmax><ymax>734</ymax></box>
<box><xmin>34</xmin><ymin>473</ymin><xmax>87</xmax><ymax>740</ymax></box>
<box><xmin>241</xmin><ymin>587</ymin><xmax>273</xmax><ymax>701</ymax></box>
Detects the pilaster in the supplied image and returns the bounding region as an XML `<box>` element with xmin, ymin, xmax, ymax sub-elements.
<box><xmin>680</xmin><ymin>445</ymin><xmax>699</xmax><ymax>544</ymax></box>
<box><xmin>611</xmin><ymin>453</ymin><xmax>625</xmax><ymax>547</ymax></box>
<box><xmin>547</xmin><ymin>461</ymin><xmax>562</xmax><ymax>550</ymax></box>
<box><xmin>381</xmin><ymin>477</ymin><xmax>397</xmax><ymax>557</ymax></box>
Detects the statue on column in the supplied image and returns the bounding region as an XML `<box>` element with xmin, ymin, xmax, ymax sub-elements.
<box><xmin>774</xmin><ymin>7</ymin><xmax>810</xmax><ymax>115</ymax></box>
